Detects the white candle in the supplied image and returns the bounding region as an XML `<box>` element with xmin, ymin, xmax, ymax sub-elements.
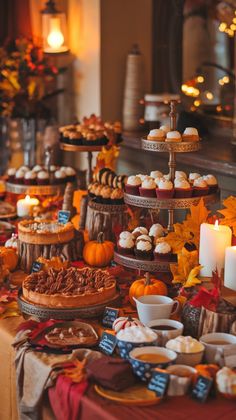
<box><xmin>224</xmin><ymin>246</ymin><xmax>236</xmax><ymax>291</ymax></box>
<box><xmin>199</xmin><ymin>221</ymin><xmax>232</xmax><ymax>277</ymax></box>
<box><xmin>17</xmin><ymin>195</ymin><xmax>39</xmax><ymax>217</ymax></box>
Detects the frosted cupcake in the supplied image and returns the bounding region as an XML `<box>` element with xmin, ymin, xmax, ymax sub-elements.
<box><xmin>203</xmin><ymin>174</ymin><xmax>218</xmax><ymax>193</ymax></box>
<box><xmin>132</xmin><ymin>226</ymin><xmax>148</xmax><ymax>239</ymax></box>
<box><xmin>166</xmin><ymin>131</ymin><xmax>182</xmax><ymax>143</ymax></box>
<box><xmin>154</xmin><ymin>176</ymin><xmax>163</xmax><ymax>188</ymax></box>
<box><xmin>150</xmin><ymin>170</ymin><xmax>163</xmax><ymax>179</ymax></box>
<box><xmin>32</xmin><ymin>165</ymin><xmax>43</xmax><ymax>174</ymax></box>
<box><xmin>216</xmin><ymin>367</ymin><xmax>236</xmax><ymax>399</ymax></box>
<box><xmin>193</xmin><ymin>177</ymin><xmax>209</xmax><ymax>197</ymax></box>
<box><xmin>160</xmin><ymin>125</ymin><xmax>170</xmax><ymax>134</ymax></box>
<box><xmin>139</xmin><ymin>178</ymin><xmax>156</xmax><ymax>198</ymax></box>
<box><xmin>174</xmin><ymin>178</ymin><xmax>192</xmax><ymax>198</ymax></box>
<box><xmin>54</xmin><ymin>169</ymin><xmax>67</xmax><ymax>185</ymax></box>
<box><xmin>149</xmin><ymin>223</ymin><xmax>165</xmax><ymax>241</ymax></box>
<box><xmin>24</xmin><ymin>170</ymin><xmax>37</xmax><ymax>185</ymax></box>
<box><xmin>147</xmin><ymin>128</ymin><xmax>165</xmax><ymax>142</ymax></box>
<box><xmin>156</xmin><ymin>179</ymin><xmax>174</xmax><ymax>199</ymax></box>
<box><xmin>136</xmin><ymin>174</ymin><xmax>150</xmax><ymax>182</ymax></box>
<box><xmin>37</xmin><ymin>170</ymin><xmax>49</xmax><ymax>185</ymax></box>
<box><xmin>64</xmin><ymin>167</ymin><xmax>76</xmax><ymax>182</ymax></box>
<box><xmin>125</xmin><ymin>175</ymin><xmax>142</xmax><ymax>196</ymax></box>
<box><xmin>49</xmin><ymin>165</ymin><xmax>57</xmax><ymax>174</ymax></box>
<box><xmin>154</xmin><ymin>241</ymin><xmax>171</xmax><ymax>261</ymax></box>
<box><xmin>175</xmin><ymin>171</ymin><xmax>187</xmax><ymax>180</ymax></box>
<box><xmin>182</xmin><ymin>127</ymin><xmax>199</xmax><ymax>142</ymax></box>
<box><xmin>117</xmin><ymin>234</ymin><xmax>135</xmax><ymax>256</ymax></box>
<box><xmin>189</xmin><ymin>173</ymin><xmax>201</xmax><ymax>185</ymax></box>
<box><xmin>7</xmin><ymin>168</ymin><xmax>16</xmax><ymax>183</ymax></box>
<box><xmin>135</xmin><ymin>236</ymin><xmax>153</xmax><ymax>260</ymax></box>
<box><xmin>15</xmin><ymin>169</ymin><xmax>25</xmax><ymax>184</ymax></box>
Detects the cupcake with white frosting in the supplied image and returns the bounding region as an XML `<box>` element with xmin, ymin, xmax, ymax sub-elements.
<box><xmin>193</xmin><ymin>177</ymin><xmax>209</xmax><ymax>197</ymax></box>
<box><xmin>37</xmin><ymin>170</ymin><xmax>49</xmax><ymax>185</ymax></box>
<box><xmin>32</xmin><ymin>165</ymin><xmax>43</xmax><ymax>173</ymax></box>
<box><xmin>24</xmin><ymin>170</ymin><xmax>37</xmax><ymax>185</ymax></box>
<box><xmin>182</xmin><ymin>127</ymin><xmax>199</xmax><ymax>142</ymax></box>
<box><xmin>203</xmin><ymin>174</ymin><xmax>218</xmax><ymax>193</ymax></box>
<box><xmin>15</xmin><ymin>169</ymin><xmax>25</xmax><ymax>184</ymax></box>
<box><xmin>149</xmin><ymin>223</ymin><xmax>165</xmax><ymax>241</ymax></box>
<box><xmin>150</xmin><ymin>170</ymin><xmax>163</xmax><ymax>179</ymax></box>
<box><xmin>154</xmin><ymin>241</ymin><xmax>171</xmax><ymax>261</ymax></box>
<box><xmin>160</xmin><ymin>125</ymin><xmax>170</xmax><ymax>134</ymax></box>
<box><xmin>166</xmin><ymin>131</ymin><xmax>182</xmax><ymax>143</ymax></box>
<box><xmin>147</xmin><ymin>128</ymin><xmax>165</xmax><ymax>142</ymax></box>
<box><xmin>136</xmin><ymin>174</ymin><xmax>149</xmax><ymax>182</ymax></box>
<box><xmin>7</xmin><ymin>168</ymin><xmax>16</xmax><ymax>183</ymax></box>
<box><xmin>154</xmin><ymin>176</ymin><xmax>163</xmax><ymax>187</ymax></box>
<box><xmin>125</xmin><ymin>175</ymin><xmax>142</xmax><ymax>196</ymax></box>
<box><xmin>175</xmin><ymin>171</ymin><xmax>187</xmax><ymax>180</ymax></box>
<box><xmin>117</xmin><ymin>233</ymin><xmax>135</xmax><ymax>255</ymax></box>
<box><xmin>174</xmin><ymin>178</ymin><xmax>192</xmax><ymax>198</ymax></box>
<box><xmin>156</xmin><ymin>179</ymin><xmax>174</xmax><ymax>199</ymax></box>
<box><xmin>189</xmin><ymin>173</ymin><xmax>201</xmax><ymax>185</ymax></box>
<box><xmin>64</xmin><ymin>167</ymin><xmax>76</xmax><ymax>182</ymax></box>
<box><xmin>54</xmin><ymin>169</ymin><xmax>67</xmax><ymax>185</ymax></box>
<box><xmin>139</xmin><ymin>178</ymin><xmax>156</xmax><ymax>198</ymax></box>
<box><xmin>135</xmin><ymin>236</ymin><xmax>153</xmax><ymax>260</ymax></box>
<box><xmin>132</xmin><ymin>226</ymin><xmax>148</xmax><ymax>239</ymax></box>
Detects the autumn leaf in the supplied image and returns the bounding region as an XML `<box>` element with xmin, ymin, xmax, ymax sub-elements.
<box><xmin>165</xmin><ymin>223</ymin><xmax>194</xmax><ymax>253</ymax></box>
<box><xmin>218</xmin><ymin>196</ymin><xmax>236</xmax><ymax>235</ymax></box>
<box><xmin>170</xmin><ymin>247</ymin><xmax>202</xmax><ymax>288</ymax></box>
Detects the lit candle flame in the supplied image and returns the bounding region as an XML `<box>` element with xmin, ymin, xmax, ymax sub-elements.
<box><xmin>214</xmin><ymin>220</ymin><xmax>219</xmax><ymax>230</ymax></box>
<box><xmin>25</xmin><ymin>195</ymin><xmax>31</xmax><ymax>201</ymax></box>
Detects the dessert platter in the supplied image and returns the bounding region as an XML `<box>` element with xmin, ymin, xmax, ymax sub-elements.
<box><xmin>6</xmin><ymin>164</ymin><xmax>77</xmax><ymax>195</ymax></box>
<box><xmin>0</xmin><ymin>201</ymin><xmax>17</xmax><ymax>219</ymax></box>
<box><xmin>18</xmin><ymin>266</ymin><xmax>121</xmax><ymax>319</ymax></box>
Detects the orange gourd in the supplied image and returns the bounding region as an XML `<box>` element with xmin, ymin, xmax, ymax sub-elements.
<box><xmin>0</xmin><ymin>247</ymin><xmax>18</xmax><ymax>271</ymax></box>
<box><xmin>83</xmin><ymin>232</ymin><xmax>114</xmax><ymax>267</ymax></box>
<box><xmin>129</xmin><ymin>272</ymin><xmax>167</xmax><ymax>306</ymax></box>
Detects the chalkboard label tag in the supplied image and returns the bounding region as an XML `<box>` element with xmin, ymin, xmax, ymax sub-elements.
<box><xmin>148</xmin><ymin>368</ymin><xmax>170</xmax><ymax>397</ymax></box>
<box><xmin>102</xmin><ymin>307</ymin><xmax>119</xmax><ymax>328</ymax></box>
<box><xmin>191</xmin><ymin>375</ymin><xmax>213</xmax><ymax>403</ymax></box>
<box><xmin>98</xmin><ymin>332</ymin><xmax>117</xmax><ymax>355</ymax></box>
<box><xmin>58</xmin><ymin>210</ymin><xmax>71</xmax><ymax>224</ymax></box>
<box><xmin>31</xmin><ymin>261</ymin><xmax>43</xmax><ymax>273</ymax></box>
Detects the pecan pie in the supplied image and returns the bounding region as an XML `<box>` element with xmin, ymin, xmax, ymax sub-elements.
<box><xmin>22</xmin><ymin>267</ymin><xmax>117</xmax><ymax>307</ymax></box>
<box><xmin>18</xmin><ymin>219</ymin><xmax>74</xmax><ymax>245</ymax></box>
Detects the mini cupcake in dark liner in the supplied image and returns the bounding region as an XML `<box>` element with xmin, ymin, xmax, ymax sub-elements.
<box><xmin>24</xmin><ymin>171</ymin><xmax>37</xmax><ymax>185</ymax></box>
<box><xmin>174</xmin><ymin>187</ymin><xmax>193</xmax><ymax>198</ymax></box>
<box><xmin>110</xmin><ymin>188</ymin><xmax>124</xmax><ymax>205</ymax></box>
<box><xmin>156</xmin><ymin>188</ymin><xmax>174</xmax><ymax>199</ymax></box>
<box><xmin>135</xmin><ymin>238</ymin><xmax>153</xmax><ymax>260</ymax></box>
<box><xmin>139</xmin><ymin>187</ymin><xmax>156</xmax><ymax>198</ymax></box>
<box><xmin>193</xmin><ymin>186</ymin><xmax>209</xmax><ymax>197</ymax></box>
<box><xmin>154</xmin><ymin>242</ymin><xmax>172</xmax><ymax>261</ymax></box>
<box><xmin>37</xmin><ymin>171</ymin><xmax>50</xmax><ymax>185</ymax></box>
<box><xmin>117</xmin><ymin>238</ymin><xmax>135</xmax><ymax>256</ymax></box>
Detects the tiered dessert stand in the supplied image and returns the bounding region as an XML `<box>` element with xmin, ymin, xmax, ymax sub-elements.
<box><xmin>6</xmin><ymin>182</ymin><xmax>66</xmax><ymax>196</ymax></box>
<box><xmin>114</xmin><ymin>100</ymin><xmax>219</xmax><ymax>273</ymax></box>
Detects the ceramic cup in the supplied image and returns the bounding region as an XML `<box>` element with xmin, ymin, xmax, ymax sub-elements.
<box><xmin>129</xmin><ymin>346</ymin><xmax>177</xmax><ymax>382</ymax></box>
<box><xmin>166</xmin><ymin>365</ymin><xmax>196</xmax><ymax>396</ymax></box>
<box><xmin>200</xmin><ymin>332</ymin><xmax>236</xmax><ymax>366</ymax></box>
<box><xmin>134</xmin><ymin>295</ymin><xmax>179</xmax><ymax>325</ymax></box>
<box><xmin>147</xmin><ymin>319</ymin><xmax>184</xmax><ymax>346</ymax></box>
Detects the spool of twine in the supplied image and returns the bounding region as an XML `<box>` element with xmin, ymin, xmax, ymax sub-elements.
<box><xmin>123</xmin><ymin>45</ymin><xmax>144</xmax><ymax>131</ymax></box>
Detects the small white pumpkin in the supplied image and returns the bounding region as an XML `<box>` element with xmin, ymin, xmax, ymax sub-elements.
<box><xmin>5</xmin><ymin>233</ymin><xmax>18</xmax><ymax>250</ymax></box>
<box><xmin>112</xmin><ymin>315</ymin><xmax>143</xmax><ymax>333</ymax></box>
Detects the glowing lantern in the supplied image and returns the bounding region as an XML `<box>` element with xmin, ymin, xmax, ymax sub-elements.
<box><xmin>41</xmin><ymin>0</ymin><xmax>69</xmax><ymax>53</ymax></box>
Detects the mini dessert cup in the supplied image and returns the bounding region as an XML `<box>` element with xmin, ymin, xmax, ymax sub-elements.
<box><xmin>154</xmin><ymin>251</ymin><xmax>172</xmax><ymax>261</ymax></box>
<box><xmin>117</xmin><ymin>244</ymin><xmax>134</xmax><ymax>256</ymax></box>
<box><xmin>15</xmin><ymin>176</ymin><xmax>24</xmax><ymax>184</ymax></box>
<box><xmin>24</xmin><ymin>176</ymin><xmax>37</xmax><ymax>185</ymax></box>
<box><xmin>156</xmin><ymin>188</ymin><xmax>174</xmax><ymax>199</ymax></box>
<box><xmin>139</xmin><ymin>187</ymin><xmax>156</xmax><ymax>198</ymax></box>
<box><xmin>193</xmin><ymin>186</ymin><xmax>209</xmax><ymax>197</ymax></box>
<box><xmin>125</xmin><ymin>184</ymin><xmax>140</xmax><ymax>196</ymax></box>
<box><xmin>174</xmin><ymin>187</ymin><xmax>193</xmax><ymax>198</ymax></box>
<box><xmin>37</xmin><ymin>177</ymin><xmax>49</xmax><ymax>185</ymax></box>
<box><xmin>134</xmin><ymin>248</ymin><xmax>153</xmax><ymax>260</ymax></box>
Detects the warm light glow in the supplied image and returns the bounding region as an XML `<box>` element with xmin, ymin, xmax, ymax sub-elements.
<box><xmin>206</xmin><ymin>91</ymin><xmax>214</xmax><ymax>100</ymax></box>
<box><xmin>181</xmin><ymin>84</ymin><xmax>188</xmax><ymax>92</ymax></box>
<box><xmin>197</xmin><ymin>76</ymin><xmax>204</xmax><ymax>83</ymax></box>
<box><xmin>47</xmin><ymin>30</ymin><xmax>64</xmax><ymax>49</ymax></box>
<box><xmin>216</xmin><ymin>105</ymin><xmax>222</xmax><ymax>112</ymax></box>
<box><xmin>214</xmin><ymin>220</ymin><xmax>219</xmax><ymax>230</ymax></box>
<box><xmin>219</xmin><ymin>22</ymin><xmax>227</xmax><ymax>31</ymax></box>
<box><xmin>194</xmin><ymin>100</ymin><xmax>200</xmax><ymax>107</ymax></box>
<box><xmin>25</xmin><ymin>195</ymin><xmax>31</xmax><ymax>202</ymax></box>
<box><xmin>230</xmin><ymin>24</ymin><xmax>236</xmax><ymax>31</ymax></box>
<box><xmin>233</xmin><ymin>17</ymin><xmax>236</xmax><ymax>24</ymax></box>
<box><xmin>219</xmin><ymin>79</ymin><xmax>224</xmax><ymax>86</ymax></box>
<box><xmin>222</xmin><ymin>76</ymin><xmax>230</xmax><ymax>83</ymax></box>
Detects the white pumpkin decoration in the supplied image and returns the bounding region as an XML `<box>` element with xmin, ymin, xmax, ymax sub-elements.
<box><xmin>112</xmin><ymin>315</ymin><xmax>143</xmax><ymax>333</ymax></box>
<box><xmin>5</xmin><ymin>233</ymin><xmax>18</xmax><ymax>250</ymax></box>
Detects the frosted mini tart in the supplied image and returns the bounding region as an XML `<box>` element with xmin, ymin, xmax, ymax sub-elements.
<box><xmin>182</xmin><ymin>127</ymin><xmax>199</xmax><ymax>142</ymax></box>
<box><xmin>165</xmin><ymin>131</ymin><xmax>182</xmax><ymax>143</ymax></box>
<box><xmin>147</xmin><ymin>128</ymin><xmax>165</xmax><ymax>142</ymax></box>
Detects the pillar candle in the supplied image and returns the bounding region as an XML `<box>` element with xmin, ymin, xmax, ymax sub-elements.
<box><xmin>17</xmin><ymin>195</ymin><xmax>39</xmax><ymax>217</ymax></box>
<box><xmin>224</xmin><ymin>246</ymin><xmax>236</xmax><ymax>291</ymax></box>
<box><xmin>199</xmin><ymin>221</ymin><xmax>232</xmax><ymax>277</ymax></box>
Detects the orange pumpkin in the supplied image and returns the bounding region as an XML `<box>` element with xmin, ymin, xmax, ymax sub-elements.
<box><xmin>129</xmin><ymin>272</ymin><xmax>168</xmax><ymax>306</ymax></box>
<box><xmin>83</xmin><ymin>232</ymin><xmax>114</xmax><ymax>267</ymax></box>
<box><xmin>0</xmin><ymin>247</ymin><xmax>18</xmax><ymax>271</ymax></box>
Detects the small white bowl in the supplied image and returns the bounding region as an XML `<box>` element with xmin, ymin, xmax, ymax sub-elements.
<box><xmin>165</xmin><ymin>341</ymin><xmax>205</xmax><ymax>367</ymax></box>
<box><xmin>200</xmin><ymin>332</ymin><xmax>236</xmax><ymax>365</ymax></box>
<box><xmin>147</xmin><ymin>319</ymin><xmax>183</xmax><ymax>346</ymax></box>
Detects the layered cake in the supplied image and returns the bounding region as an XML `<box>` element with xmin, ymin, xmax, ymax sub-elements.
<box><xmin>18</xmin><ymin>219</ymin><xmax>74</xmax><ymax>244</ymax></box>
<box><xmin>22</xmin><ymin>267</ymin><xmax>116</xmax><ymax>307</ymax></box>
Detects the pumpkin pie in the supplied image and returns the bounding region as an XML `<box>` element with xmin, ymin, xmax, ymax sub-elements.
<box><xmin>18</xmin><ymin>219</ymin><xmax>74</xmax><ymax>245</ymax></box>
<box><xmin>22</xmin><ymin>267</ymin><xmax>117</xmax><ymax>308</ymax></box>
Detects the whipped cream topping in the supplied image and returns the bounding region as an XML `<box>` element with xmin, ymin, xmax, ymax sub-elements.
<box><xmin>166</xmin><ymin>131</ymin><xmax>181</xmax><ymax>139</ymax></box>
<box><xmin>7</xmin><ymin>168</ymin><xmax>16</xmax><ymax>176</ymax></box>
<box><xmin>148</xmin><ymin>129</ymin><xmax>165</xmax><ymax>138</ymax></box>
<box><xmin>117</xmin><ymin>325</ymin><xmax>157</xmax><ymax>343</ymax></box>
<box><xmin>154</xmin><ymin>177</ymin><xmax>163</xmax><ymax>187</ymax></box>
<box><xmin>65</xmin><ymin>167</ymin><xmax>76</xmax><ymax>176</ymax></box>
<box><xmin>166</xmin><ymin>336</ymin><xmax>204</xmax><ymax>353</ymax></box>
<box><xmin>136</xmin><ymin>240</ymin><xmax>152</xmax><ymax>251</ymax></box>
<box><xmin>119</xmin><ymin>237</ymin><xmax>134</xmax><ymax>249</ymax></box>
<box><xmin>32</xmin><ymin>165</ymin><xmax>43</xmax><ymax>173</ymax></box>
<box><xmin>136</xmin><ymin>234</ymin><xmax>152</xmax><ymax>243</ymax></box>
<box><xmin>119</xmin><ymin>231</ymin><xmax>133</xmax><ymax>240</ymax></box>
<box><xmin>24</xmin><ymin>171</ymin><xmax>37</xmax><ymax>180</ymax></box>
<box><xmin>49</xmin><ymin>165</ymin><xmax>57</xmax><ymax>172</ymax></box>
<box><xmin>155</xmin><ymin>242</ymin><xmax>171</xmax><ymax>254</ymax></box>
<box><xmin>189</xmin><ymin>173</ymin><xmax>201</xmax><ymax>182</ymax></box>
<box><xmin>158</xmin><ymin>179</ymin><xmax>173</xmax><ymax>190</ymax></box>
<box><xmin>193</xmin><ymin>177</ymin><xmax>208</xmax><ymax>188</ymax></box>
<box><xmin>150</xmin><ymin>170</ymin><xmax>163</xmax><ymax>179</ymax></box>
<box><xmin>141</xmin><ymin>178</ymin><xmax>156</xmax><ymax>189</ymax></box>
<box><xmin>216</xmin><ymin>367</ymin><xmax>236</xmax><ymax>394</ymax></box>
<box><xmin>132</xmin><ymin>227</ymin><xmax>148</xmax><ymax>236</ymax></box>
<box><xmin>20</xmin><ymin>166</ymin><xmax>30</xmax><ymax>172</ymax></box>
<box><xmin>15</xmin><ymin>169</ymin><xmax>25</xmax><ymax>178</ymax></box>
<box><xmin>127</xmin><ymin>175</ymin><xmax>142</xmax><ymax>186</ymax></box>
<box><xmin>55</xmin><ymin>170</ymin><xmax>66</xmax><ymax>179</ymax></box>
<box><xmin>183</xmin><ymin>127</ymin><xmax>199</xmax><ymax>136</ymax></box>
<box><xmin>37</xmin><ymin>171</ymin><xmax>49</xmax><ymax>180</ymax></box>
<box><xmin>204</xmin><ymin>174</ymin><xmax>217</xmax><ymax>186</ymax></box>
<box><xmin>175</xmin><ymin>171</ymin><xmax>187</xmax><ymax>179</ymax></box>
<box><xmin>149</xmin><ymin>223</ymin><xmax>164</xmax><ymax>238</ymax></box>
<box><xmin>174</xmin><ymin>178</ymin><xmax>191</xmax><ymax>189</ymax></box>
<box><xmin>160</xmin><ymin>125</ymin><xmax>170</xmax><ymax>134</ymax></box>
<box><xmin>136</xmin><ymin>174</ymin><xmax>150</xmax><ymax>182</ymax></box>
<box><xmin>163</xmin><ymin>174</ymin><xmax>171</xmax><ymax>181</ymax></box>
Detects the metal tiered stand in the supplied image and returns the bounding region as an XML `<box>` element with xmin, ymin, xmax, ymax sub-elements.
<box><xmin>114</xmin><ymin>100</ymin><xmax>219</xmax><ymax>273</ymax></box>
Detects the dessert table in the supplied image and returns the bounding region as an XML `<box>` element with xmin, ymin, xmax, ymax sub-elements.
<box><xmin>1</xmin><ymin>315</ymin><xmax>236</xmax><ymax>420</ymax></box>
